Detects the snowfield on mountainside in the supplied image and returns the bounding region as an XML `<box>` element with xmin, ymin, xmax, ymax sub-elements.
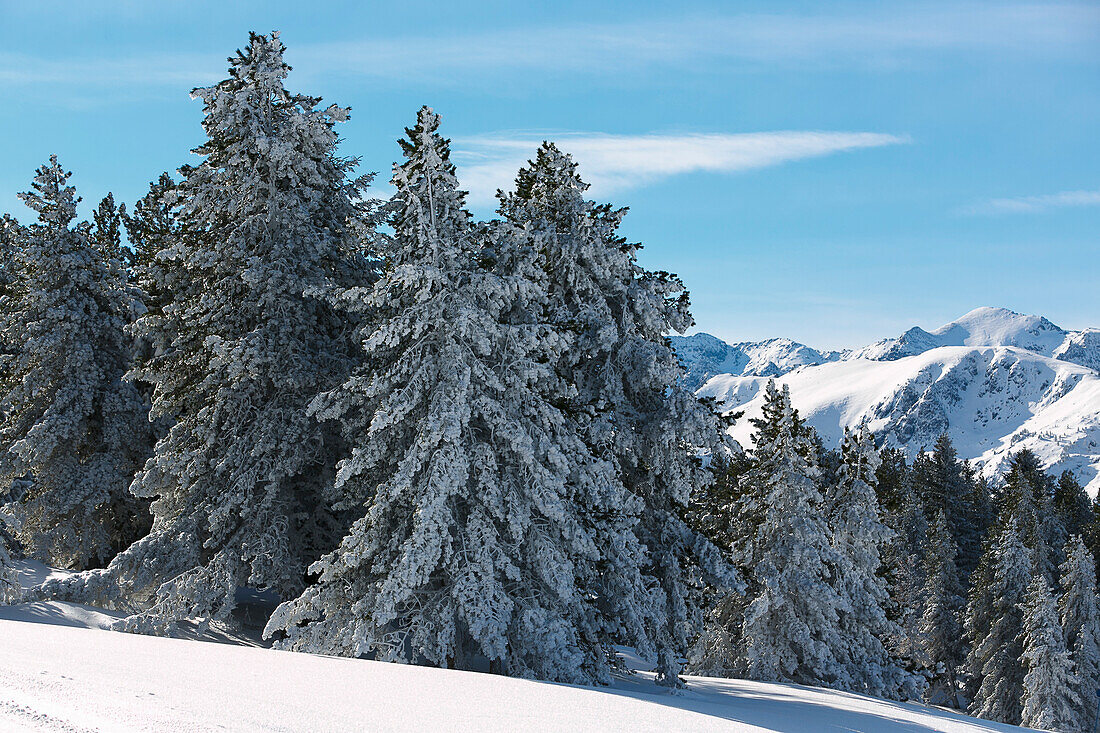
<box><xmin>675</xmin><ymin>307</ymin><xmax>1100</xmax><ymax>493</ymax></box>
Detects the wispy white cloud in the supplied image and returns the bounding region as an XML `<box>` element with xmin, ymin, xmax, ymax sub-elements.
<box><xmin>297</xmin><ymin>3</ymin><xmax>1098</xmax><ymax>81</ymax></box>
<box><xmin>453</xmin><ymin>131</ymin><xmax>909</xmax><ymax>206</ymax></box>
<box><xmin>2</xmin><ymin>3</ymin><xmax>1095</xmax><ymax>91</ymax></box>
<box><xmin>963</xmin><ymin>188</ymin><xmax>1100</xmax><ymax>215</ymax></box>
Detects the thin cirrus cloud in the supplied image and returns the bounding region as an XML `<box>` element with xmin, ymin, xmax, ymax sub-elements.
<box><xmin>295</xmin><ymin>3</ymin><xmax>1098</xmax><ymax>81</ymax></box>
<box><xmin>452</xmin><ymin>131</ymin><xmax>910</xmax><ymax>206</ymax></box>
<box><xmin>962</xmin><ymin>188</ymin><xmax>1100</xmax><ymax>215</ymax></box>
<box><xmin>1</xmin><ymin>3</ymin><xmax>1095</xmax><ymax>90</ymax></box>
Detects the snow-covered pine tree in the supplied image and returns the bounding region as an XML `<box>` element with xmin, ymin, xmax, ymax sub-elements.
<box><xmin>38</xmin><ymin>32</ymin><xmax>368</xmax><ymax>629</ymax></box>
<box><xmin>1020</xmin><ymin>575</ymin><xmax>1082</xmax><ymax>732</ymax></box>
<box><xmin>965</xmin><ymin>519</ymin><xmax>1033</xmax><ymax>725</ymax></box>
<box><xmin>826</xmin><ymin>424</ymin><xmax>919</xmax><ymax>700</ymax></box>
<box><xmin>265</xmin><ymin>107</ymin><xmax>651</xmax><ymax>685</ymax></box>
<box><xmin>1060</xmin><ymin>535</ymin><xmax>1100</xmax><ymax>731</ymax></box>
<box><xmin>693</xmin><ymin>381</ymin><xmax>843</xmax><ymax>687</ymax></box>
<box><xmin>0</xmin><ymin>157</ymin><xmax>151</xmax><ymax>570</ymax></box>
<box><xmin>498</xmin><ymin>142</ymin><xmax>736</xmax><ymax>685</ymax></box>
<box><xmin>920</xmin><ymin>510</ymin><xmax>966</xmax><ymax>707</ymax></box>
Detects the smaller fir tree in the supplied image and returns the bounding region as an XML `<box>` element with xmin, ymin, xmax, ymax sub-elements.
<box><xmin>1020</xmin><ymin>575</ymin><xmax>1081</xmax><ymax>732</ymax></box>
<box><xmin>919</xmin><ymin>510</ymin><xmax>965</xmax><ymax>707</ymax></box>
<box><xmin>966</xmin><ymin>519</ymin><xmax>1032</xmax><ymax>725</ymax></box>
<box><xmin>0</xmin><ymin>157</ymin><xmax>151</xmax><ymax>570</ymax></box>
<box><xmin>827</xmin><ymin>424</ymin><xmax>917</xmax><ymax>699</ymax></box>
<box><xmin>1060</xmin><ymin>535</ymin><xmax>1100</xmax><ymax>731</ymax></box>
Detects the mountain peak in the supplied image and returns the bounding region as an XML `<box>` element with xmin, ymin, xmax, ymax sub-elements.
<box><xmin>933</xmin><ymin>307</ymin><xmax>1065</xmax><ymax>350</ymax></box>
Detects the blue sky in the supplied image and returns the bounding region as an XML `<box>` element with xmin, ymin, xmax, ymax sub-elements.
<box><xmin>1</xmin><ymin>1</ymin><xmax>1097</xmax><ymax>348</ymax></box>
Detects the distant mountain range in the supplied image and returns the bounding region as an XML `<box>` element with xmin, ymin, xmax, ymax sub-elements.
<box><xmin>672</xmin><ymin>307</ymin><xmax>1100</xmax><ymax>494</ymax></box>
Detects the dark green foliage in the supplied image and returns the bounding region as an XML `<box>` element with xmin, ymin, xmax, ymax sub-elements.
<box><xmin>1053</xmin><ymin>470</ymin><xmax>1091</xmax><ymax>539</ymax></box>
<box><xmin>911</xmin><ymin>435</ymin><xmax>992</xmax><ymax>583</ymax></box>
<box><xmin>91</xmin><ymin>193</ymin><xmax>125</xmax><ymax>264</ymax></box>
<box><xmin>121</xmin><ymin>173</ymin><xmax>179</xmax><ymax>275</ymax></box>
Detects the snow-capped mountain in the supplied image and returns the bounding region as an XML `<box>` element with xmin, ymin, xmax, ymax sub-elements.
<box><xmin>678</xmin><ymin>308</ymin><xmax>1100</xmax><ymax>494</ymax></box>
<box><xmin>670</xmin><ymin>333</ymin><xmax>844</xmax><ymax>390</ymax></box>
<box><xmin>850</xmin><ymin>306</ymin><xmax>1097</xmax><ymax>367</ymax></box>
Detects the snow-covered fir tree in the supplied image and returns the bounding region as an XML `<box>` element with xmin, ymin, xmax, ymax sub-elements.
<box><xmin>826</xmin><ymin>424</ymin><xmax>917</xmax><ymax>699</ymax></box>
<box><xmin>39</xmin><ymin>33</ymin><xmax>368</xmax><ymax>629</ymax></box>
<box><xmin>693</xmin><ymin>382</ymin><xmax>843</xmax><ymax>687</ymax></box>
<box><xmin>265</xmin><ymin>107</ymin><xmax>653</xmax><ymax>685</ymax></box>
<box><xmin>1060</xmin><ymin>535</ymin><xmax>1100</xmax><ymax>731</ymax></box>
<box><xmin>0</xmin><ymin>157</ymin><xmax>151</xmax><ymax>570</ymax></box>
<box><xmin>498</xmin><ymin>141</ymin><xmax>736</xmax><ymax>686</ymax></box>
<box><xmin>919</xmin><ymin>510</ymin><xmax>966</xmax><ymax>707</ymax></box>
<box><xmin>965</xmin><ymin>519</ymin><xmax>1033</xmax><ymax>725</ymax></box>
<box><xmin>1020</xmin><ymin>575</ymin><xmax>1081</xmax><ymax>732</ymax></box>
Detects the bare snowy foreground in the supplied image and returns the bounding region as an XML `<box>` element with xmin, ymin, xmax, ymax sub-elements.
<box><xmin>0</xmin><ymin>565</ymin><xmax>1030</xmax><ymax>733</ymax></box>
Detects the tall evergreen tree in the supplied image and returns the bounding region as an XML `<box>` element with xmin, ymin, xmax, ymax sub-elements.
<box><xmin>919</xmin><ymin>510</ymin><xmax>965</xmax><ymax>707</ymax></box>
<box><xmin>265</xmin><ymin>107</ymin><xmax>653</xmax><ymax>685</ymax></box>
<box><xmin>1020</xmin><ymin>575</ymin><xmax>1081</xmax><ymax>732</ymax></box>
<box><xmin>966</xmin><ymin>519</ymin><xmax>1032</xmax><ymax>725</ymax></box>
<box><xmin>1060</xmin><ymin>535</ymin><xmax>1100</xmax><ymax>732</ymax></box>
<box><xmin>0</xmin><ymin>157</ymin><xmax>150</xmax><ymax>570</ymax></box>
<box><xmin>827</xmin><ymin>424</ymin><xmax>916</xmax><ymax>699</ymax></box>
<box><xmin>498</xmin><ymin>141</ymin><xmax>735</xmax><ymax>685</ymax></box>
<box><xmin>40</xmin><ymin>33</ymin><xmax>367</xmax><ymax>628</ymax></box>
<box><xmin>693</xmin><ymin>382</ymin><xmax>843</xmax><ymax>687</ymax></box>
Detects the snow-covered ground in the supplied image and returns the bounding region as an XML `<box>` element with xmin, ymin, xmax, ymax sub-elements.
<box><xmin>0</xmin><ymin>563</ymin><xmax>1032</xmax><ymax>732</ymax></box>
<box><xmin>0</xmin><ymin>619</ymin><xmax>1032</xmax><ymax>733</ymax></box>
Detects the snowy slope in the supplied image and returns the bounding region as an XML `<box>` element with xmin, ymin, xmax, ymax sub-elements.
<box><xmin>699</xmin><ymin>346</ymin><xmax>1100</xmax><ymax>494</ymax></box>
<box><xmin>0</xmin><ymin>618</ymin><xmax>1030</xmax><ymax>733</ymax></box>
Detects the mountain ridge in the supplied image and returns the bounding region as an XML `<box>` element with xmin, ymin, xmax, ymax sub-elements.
<box><xmin>675</xmin><ymin>307</ymin><xmax>1100</xmax><ymax>494</ymax></box>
